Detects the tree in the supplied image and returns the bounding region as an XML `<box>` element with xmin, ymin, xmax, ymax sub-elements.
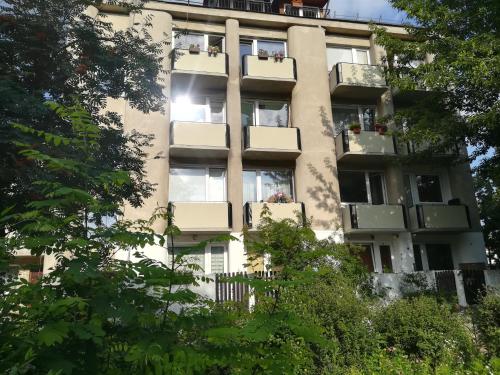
<box><xmin>0</xmin><ymin>0</ymin><xmax>168</xmax><ymax>234</ymax></box>
<box><xmin>371</xmin><ymin>0</ymin><xmax>500</xmax><ymax>260</ymax></box>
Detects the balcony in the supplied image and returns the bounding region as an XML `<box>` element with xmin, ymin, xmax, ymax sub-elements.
<box><xmin>243</xmin><ymin>126</ymin><xmax>301</xmax><ymax>160</ymax></box>
<box><xmin>409</xmin><ymin>204</ymin><xmax>471</xmax><ymax>232</ymax></box>
<box><xmin>335</xmin><ymin>130</ymin><xmax>397</xmax><ymax>163</ymax></box>
<box><xmin>171</xmin><ymin>48</ymin><xmax>228</xmax><ymax>91</ymax></box>
<box><xmin>244</xmin><ymin>202</ymin><xmax>305</xmax><ymax>228</ymax></box>
<box><xmin>169</xmin><ymin>121</ymin><xmax>230</xmax><ymax>158</ymax></box>
<box><xmin>167</xmin><ymin>202</ymin><xmax>232</xmax><ymax>232</ymax></box>
<box><xmin>342</xmin><ymin>204</ymin><xmax>407</xmax><ymax>233</ymax></box>
<box><xmin>241</xmin><ymin>55</ymin><xmax>296</xmax><ymax>94</ymax></box>
<box><xmin>330</xmin><ymin>63</ymin><xmax>388</xmax><ymax>99</ymax></box>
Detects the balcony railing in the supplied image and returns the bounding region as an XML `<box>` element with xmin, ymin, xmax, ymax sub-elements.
<box><xmin>241</xmin><ymin>55</ymin><xmax>296</xmax><ymax>93</ymax></box>
<box><xmin>284</xmin><ymin>4</ymin><xmax>324</xmax><ymax>18</ymax></box>
<box><xmin>409</xmin><ymin>204</ymin><xmax>471</xmax><ymax>232</ymax></box>
<box><xmin>244</xmin><ymin>202</ymin><xmax>305</xmax><ymax>228</ymax></box>
<box><xmin>343</xmin><ymin>204</ymin><xmax>407</xmax><ymax>233</ymax></box>
<box><xmin>169</xmin><ymin>121</ymin><xmax>230</xmax><ymax>158</ymax></box>
<box><xmin>335</xmin><ymin>130</ymin><xmax>397</xmax><ymax>162</ymax></box>
<box><xmin>243</xmin><ymin>126</ymin><xmax>301</xmax><ymax>160</ymax></box>
<box><xmin>167</xmin><ymin>202</ymin><xmax>232</xmax><ymax>232</ymax></box>
<box><xmin>205</xmin><ymin>0</ymin><xmax>272</xmax><ymax>13</ymax></box>
<box><xmin>171</xmin><ymin>48</ymin><xmax>228</xmax><ymax>90</ymax></box>
<box><xmin>330</xmin><ymin>63</ymin><xmax>387</xmax><ymax>99</ymax></box>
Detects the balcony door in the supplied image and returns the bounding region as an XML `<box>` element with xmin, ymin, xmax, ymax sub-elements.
<box><xmin>332</xmin><ymin>105</ymin><xmax>376</xmax><ymax>134</ymax></box>
<box><xmin>338</xmin><ymin>171</ymin><xmax>387</xmax><ymax>205</ymax></box>
<box><xmin>242</xmin><ymin>99</ymin><xmax>289</xmax><ymax>127</ymax></box>
<box><xmin>171</xmin><ymin>95</ymin><xmax>225</xmax><ymax>123</ymax></box>
<box><xmin>326</xmin><ymin>46</ymin><xmax>370</xmax><ymax>71</ymax></box>
<box><xmin>174</xmin><ymin>31</ymin><xmax>225</xmax><ymax>52</ymax></box>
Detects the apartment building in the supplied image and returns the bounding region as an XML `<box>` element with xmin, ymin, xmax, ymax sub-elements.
<box><xmin>13</xmin><ymin>0</ymin><xmax>487</xmax><ymax>285</ymax></box>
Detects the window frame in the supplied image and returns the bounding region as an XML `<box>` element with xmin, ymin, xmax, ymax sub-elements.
<box><xmin>171</xmin><ymin>95</ymin><xmax>226</xmax><ymax>123</ymax></box>
<box><xmin>326</xmin><ymin>45</ymin><xmax>371</xmax><ymax>70</ymax></box>
<box><xmin>241</xmin><ymin>98</ymin><xmax>290</xmax><ymax>127</ymax></box>
<box><xmin>406</xmin><ymin>173</ymin><xmax>448</xmax><ymax>205</ymax></box>
<box><xmin>168</xmin><ymin>243</ymin><xmax>228</xmax><ymax>274</ymax></box>
<box><xmin>240</xmin><ymin>38</ymin><xmax>288</xmax><ymax>57</ymax></box>
<box><xmin>339</xmin><ymin>170</ymin><xmax>388</xmax><ymax>205</ymax></box>
<box><xmin>243</xmin><ymin>168</ymin><xmax>295</xmax><ymax>203</ymax></box>
<box><xmin>173</xmin><ymin>30</ymin><xmax>226</xmax><ymax>52</ymax></box>
<box><xmin>169</xmin><ymin>165</ymin><xmax>227</xmax><ymax>202</ymax></box>
<box><xmin>332</xmin><ymin>104</ymin><xmax>377</xmax><ymax>134</ymax></box>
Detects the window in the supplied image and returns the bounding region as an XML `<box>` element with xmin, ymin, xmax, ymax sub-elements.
<box><xmin>169</xmin><ymin>167</ymin><xmax>226</xmax><ymax>202</ymax></box>
<box><xmin>326</xmin><ymin>46</ymin><xmax>370</xmax><ymax>71</ymax></box>
<box><xmin>426</xmin><ymin>244</ymin><xmax>454</xmax><ymax>270</ymax></box>
<box><xmin>332</xmin><ymin>105</ymin><xmax>376</xmax><ymax>134</ymax></box>
<box><xmin>243</xmin><ymin>169</ymin><xmax>294</xmax><ymax>203</ymax></box>
<box><xmin>240</xmin><ymin>39</ymin><xmax>287</xmax><ymax>57</ymax></box>
<box><xmin>338</xmin><ymin>171</ymin><xmax>386</xmax><ymax>204</ymax></box>
<box><xmin>210</xmin><ymin>246</ymin><xmax>225</xmax><ymax>274</ymax></box>
<box><xmin>413</xmin><ymin>244</ymin><xmax>423</xmax><ymax>271</ymax></box>
<box><xmin>416</xmin><ymin>175</ymin><xmax>443</xmax><ymax>203</ymax></box>
<box><xmin>171</xmin><ymin>95</ymin><xmax>225</xmax><ymax>123</ymax></box>
<box><xmin>242</xmin><ymin>99</ymin><xmax>289</xmax><ymax>127</ymax></box>
<box><xmin>379</xmin><ymin>245</ymin><xmax>393</xmax><ymax>273</ymax></box>
<box><xmin>174</xmin><ymin>31</ymin><xmax>224</xmax><ymax>51</ymax></box>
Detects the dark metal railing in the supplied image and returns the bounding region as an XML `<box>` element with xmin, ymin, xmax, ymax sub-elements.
<box><xmin>284</xmin><ymin>4</ymin><xmax>322</xmax><ymax>18</ymax></box>
<box><xmin>205</xmin><ymin>0</ymin><xmax>272</xmax><ymax>13</ymax></box>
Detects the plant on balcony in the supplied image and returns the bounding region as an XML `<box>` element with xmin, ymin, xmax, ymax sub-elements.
<box><xmin>267</xmin><ymin>191</ymin><xmax>293</xmax><ymax>203</ymax></box>
<box><xmin>207</xmin><ymin>45</ymin><xmax>220</xmax><ymax>57</ymax></box>
<box><xmin>257</xmin><ymin>49</ymin><xmax>269</xmax><ymax>59</ymax></box>
<box><xmin>274</xmin><ymin>51</ymin><xmax>284</xmax><ymax>62</ymax></box>
<box><xmin>189</xmin><ymin>43</ymin><xmax>200</xmax><ymax>54</ymax></box>
<box><xmin>349</xmin><ymin>123</ymin><xmax>362</xmax><ymax>134</ymax></box>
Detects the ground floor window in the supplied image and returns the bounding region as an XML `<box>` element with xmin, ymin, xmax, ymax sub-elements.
<box><xmin>426</xmin><ymin>243</ymin><xmax>454</xmax><ymax>270</ymax></box>
<box><xmin>168</xmin><ymin>245</ymin><xmax>226</xmax><ymax>274</ymax></box>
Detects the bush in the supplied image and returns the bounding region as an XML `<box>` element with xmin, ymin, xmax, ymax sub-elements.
<box><xmin>474</xmin><ymin>288</ymin><xmax>500</xmax><ymax>357</ymax></box>
<box><xmin>374</xmin><ymin>296</ymin><xmax>476</xmax><ymax>367</ymax></box>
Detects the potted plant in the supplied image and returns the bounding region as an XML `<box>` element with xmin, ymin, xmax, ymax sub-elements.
<box><xmin>258</xmin><ymin>49</ymin><xmax>269</xmax><ymax>59</ymax></box>
<box><xmin>208</xmin><ymin>45</ymin><xmax>220</xmax><ymax>57</ymax></box>
<box><xmin>188</xmin><ymin>43</ymin><xmax>200</xmax><ymax>54</ymax></box>
<box><xmin>349</xmin><ymin>123</ymin><xmax>361</xmax><ymax>134</ymax></box>
<box><xmin>374</xmin><ymin>117</ymin><xmax>388</xmax><ymax>135</ymax></box>
<box><xmin>267</xmin><ymin>192</ymin><xmax>293</xmax><ymax>204</ymax></box>
<box><xmin>274</xmin><ymin>51</ymin><xmax>284</xmax><ymax>62</ymax></box>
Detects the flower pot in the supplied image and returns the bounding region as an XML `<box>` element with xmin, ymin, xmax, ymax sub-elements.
<box><xmin>352</xmin><ymin>128</ymin><xmax>361</xmax><ymax>134</ymax></box>
<box><xmin>189</xmin><ymin>46</ymin><xmax>200</xmax><ymax>54</ymax></box>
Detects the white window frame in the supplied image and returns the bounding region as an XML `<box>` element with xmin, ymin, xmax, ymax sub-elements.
<box><xmin>242</xmin><ymin>98</ymin><xmax>290</xmax><ymax>127</ymax></box>
<box><xmin>332</xmin><ymin>104</ymin><xmax>377</xmax><ymax>133</ymax></box>
<box><xmin>241</xmin><ymin>39</ymin><xmax>288</xmax><ymax>57</ymax></box>
<box><xmin>171</xmin><ymin>95</ymin><xmax>226</xmax><ymax>123</ymax></box>
<box><xmin>168</xmin><ymin>243</ymin><xmax>228</xmax><ymax>274</ymax></box>
<box><xmin>407</xmin><ymin>173</ymin><xmax>450</xmax><ymax>205</ymax></box>
<box><xmin>173</xmin><ymin>30</ymin><xmax>225</xmax><ymax>52</ymax></box>
<box><xmin>243</xmin><ymin>168</ymin><xmax>295</xmax><ymax>202</ymax></box>
<box><xmin>169</xmin><ymin>166</ymin><xmax>227</xmax><ymax>202</ymax></box>
<box><xmin>327</xmin><ymin>45</ymin><xmax>371</xmax><ymax>66</ymax></box>
<box><xmin>339</xmin><ymin>170</ymin><xmax>388</xmax><ymax>205</ymax></box>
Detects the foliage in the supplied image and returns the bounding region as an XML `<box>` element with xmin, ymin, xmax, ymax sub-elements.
<box><xmin>473</xmin><ymin>288</ymin><xmax>500</xmax><ymax>358</ymax></box>
<box><xmin>373</xmin><ymin>296</ymin><xmax>476</xmax><ymax>366</ymax></box>
<box><xmin>0</xmin><ymin>0</ymin><xmax>168</xmax><ymax>236</ymax></box>
<box><xmin>371</xmin><ymin>0</ymin><xmax>500</xmax><ymax>262</ymax></box>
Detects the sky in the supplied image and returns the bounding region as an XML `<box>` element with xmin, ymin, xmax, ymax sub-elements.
<box><xmin>329</xmin><ymin>0</ymin><xmax>406</xmax><ymax>24</ymax></box>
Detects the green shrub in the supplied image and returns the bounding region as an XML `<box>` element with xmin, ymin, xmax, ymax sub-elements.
<box><xmin>374</xmin><ymin>296</ymin><xmax>476</xmax><ymax>366</ymax></box>
<box><xmin>474</xmin><ymin>288</ymin><xmax>500</xmax><ymax>357</ymax></box>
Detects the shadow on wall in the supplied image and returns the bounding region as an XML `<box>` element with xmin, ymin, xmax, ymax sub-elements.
<box><xmin>305</xmin><ymin>106</ymin><xmax>341</xmax><ymax>230</ymax></box>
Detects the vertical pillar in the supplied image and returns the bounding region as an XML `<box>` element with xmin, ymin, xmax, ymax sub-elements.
<box><xmin>225</xmin><ymin>19</ymin><xmax>246</xmax><ymax>272</ymax></box>
<box><xmin>225</xmin><ymin>18</ymin><xmax>243</xmax><ymax>232</ymax></box>
<box><xmin>287</xmin><ymin>26</ymin><xmax>342</xmax><ymax>232</ymax></box>
<box><xmin>121</xmin><ymin>10</ymin><xmax>172</xmax><ymax>233</ymax></box>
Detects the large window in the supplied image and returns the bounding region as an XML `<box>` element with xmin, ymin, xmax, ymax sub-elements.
<box><xmin>326</xmin><ymin>46</ymin><xmax>370</xmax><ymax>71</ymax></box>
<box><xmin>169</xmin><ymin>167</ymin><xmax>226</xmax><ymax>202</ymax></box>
<box><xmin>332</xmin><ymin>105</ymin><xmax>376</xmax><ymax>134</ymax></box>
<box><xmin>174</xmin><ymin>31</ymin><xmax>224</xmax><ymax>51</ymax></box>
<box><xmin>168</xmin><ymin>245</ymin><xmax>226</xmax><ymax>274</ymax></box>
<box><xmin>243</xmin><ymin>169</ymin><xmax>294</xmax><ymax>203</ymax></box>
<box><xmin>353</xmin><ymin>243</ymin><xmax>375</xmax><ymax>272</ymax></box>
<box><xmin>339</xmin><ymin>171</ymin><xmax>386</xmax><ymax>204</ymax></box>
<box><xmin>242</xmin><ymin>99</ymin><xmax>289</xmax><ymax>127</ymax></box>
<box><xmin>240</xmin><ymin>39</ymin><xmax>287</xmax><ymax>57</ymax></box>
<box><xmin>416</xmin><ymin>175</ymin><xmax>443</xmax><ymax>203</ymax></box>
<box><xmin>171</xmin><ymin>95</ymin><xmax>225</xmax><ymax>123</ymax></box>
